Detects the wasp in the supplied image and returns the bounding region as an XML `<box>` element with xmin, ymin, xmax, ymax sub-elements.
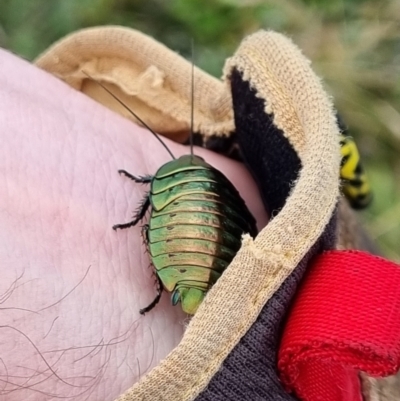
<box><xmin>339</xmin><ymin>134</ymin><xmax>372</xmax><ymax>209</ymax></box>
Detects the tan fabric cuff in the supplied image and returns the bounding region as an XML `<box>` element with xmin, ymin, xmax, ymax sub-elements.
<box><xmin>35</xmin><ymin>26</ymin><xmax>233</xmax><ymax>143</ymax></box>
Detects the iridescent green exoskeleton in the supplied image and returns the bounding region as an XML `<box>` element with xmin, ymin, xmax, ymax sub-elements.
<box><xmin>82</xmin><ymin>72</ymin><xmax>258</xmax><ymax>315</ymax></box>
<box><xmin>113</xmin><ymin>154</ymin><xmax>257</xmax><ymax>315</ymax></box>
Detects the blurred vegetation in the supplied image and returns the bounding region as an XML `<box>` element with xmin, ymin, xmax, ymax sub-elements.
<box><xmin>1</xmin><ymin>0</ymin><xmax>399</xmax><ymax>260</ymax></box>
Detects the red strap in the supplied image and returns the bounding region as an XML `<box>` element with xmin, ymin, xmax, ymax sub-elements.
<box><xmin>278</xmin><ymin>250</ymin><xmax>400</xmax><ymax>401</ymax></box>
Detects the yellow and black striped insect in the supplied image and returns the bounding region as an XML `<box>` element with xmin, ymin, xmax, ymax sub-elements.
<box><xmin>339</xmin><ymin>134</ymin><xmax>372</xmax><ymax>209</ymax></box>
<box><xmin>84</xmin><ymin>73</ymin><xmax>257</xmax><ymax>315</ymax></box>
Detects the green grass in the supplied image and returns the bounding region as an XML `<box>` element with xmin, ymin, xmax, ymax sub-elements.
<box><xmin>1</xmin><ymin>0</ymin><xmax>399</xmax><ymax>260</ymax></box>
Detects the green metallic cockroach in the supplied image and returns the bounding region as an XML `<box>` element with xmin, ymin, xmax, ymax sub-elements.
<box><xmin>83</xmin><ymin>72</ymin><xmax>258</xmax><ymax>315</ymax></box>
<box><xmin>113</xmin><ymin>154</ymin><xmax>258</xmax><ymax>315</ymax></box>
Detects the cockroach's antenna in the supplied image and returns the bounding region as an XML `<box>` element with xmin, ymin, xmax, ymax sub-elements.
<box><xmin>190</xmin><ymin>39</ymin><xmax>195</xmax><ymax>159</ymax></box>
<box><xmin>82</xmin><ymin>71</ymin><xmax>175</xmax><ymax>160</ymax></box>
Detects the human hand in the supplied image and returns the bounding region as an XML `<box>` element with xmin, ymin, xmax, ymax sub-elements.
<box><xmin>0</xmin><ymin>49</ymin><xmax>268</xmax><ymax>400</ymax></box>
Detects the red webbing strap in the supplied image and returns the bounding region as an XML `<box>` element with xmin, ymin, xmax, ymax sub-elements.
<box><xmin>278</xmin><ymin>250</ymin><xmax>400</xmax><ymax>401</ymax></box>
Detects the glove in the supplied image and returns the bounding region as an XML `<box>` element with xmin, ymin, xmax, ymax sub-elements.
<box><xmin>35</xmin><ymin>26</ymin><xmax>400</xmax><ymax>401</ymax></box>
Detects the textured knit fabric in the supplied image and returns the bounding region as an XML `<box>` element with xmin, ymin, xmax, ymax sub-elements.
<box><xmin>35</xmin><ymin>26</ymin><xmax>234</xmax><ymax>141</ymax></box>
<box><xmin>195</xmin><ymin>216</ymin><xmax>337</xmax><ymax>401</ymax></box>
<box><xmin>193</xmin><ymin>65</ymin><xmax>337</xmax><ymax>399</ymax></box>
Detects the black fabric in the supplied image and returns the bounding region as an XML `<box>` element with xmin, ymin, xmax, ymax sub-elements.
<box><xmin>195</xmin><ymin>215</ymin><xmax>336</xmax><ymax>401</ymax></box>
<box><xmin>230</xmin><ymin>68</ymin><xmax>302</xmax><ymax>216</ymax></box>
<box><xmin>195</xmin><ymin>69</ymin><xmax>336</xmax><ymax>400</ymax></box>
<box><xmin>203</xmin><ymin>133</ymin><xmax>242</xmax><ymax>162</ymax></box>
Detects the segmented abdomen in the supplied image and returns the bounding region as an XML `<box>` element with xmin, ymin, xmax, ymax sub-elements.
<box><xmin>147</xmin><ymin>163</ymin><xmax>257</xmax><ymax>298</ymax></box>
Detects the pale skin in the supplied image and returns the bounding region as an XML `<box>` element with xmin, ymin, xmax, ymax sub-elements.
<box><xmin>0</xmin><ymin>49</ymin><xmax>268</xmax><ymax>400</ymax></box>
